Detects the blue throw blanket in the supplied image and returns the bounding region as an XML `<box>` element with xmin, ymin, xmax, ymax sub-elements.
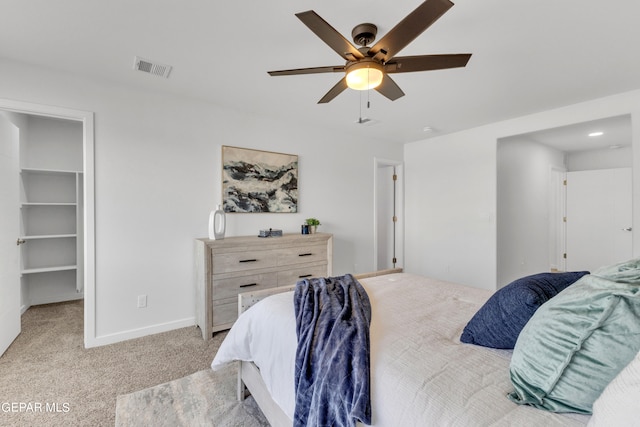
<box><xmin>293</xmin><ymin>274</ymin><xmax>372</xmax><ymax>427</ymax></box>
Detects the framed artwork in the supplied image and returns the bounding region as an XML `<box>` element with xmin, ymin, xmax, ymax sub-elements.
<box><xmin>222</xmin><ymin>145</ymin><xmax>298</xmax><ymax>213</ymax></box>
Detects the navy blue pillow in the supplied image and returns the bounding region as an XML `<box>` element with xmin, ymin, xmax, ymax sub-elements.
<box><xmin>460</xmin><ymin>271</ymin><xmax>589</xmax><ymax>349</ymax></box>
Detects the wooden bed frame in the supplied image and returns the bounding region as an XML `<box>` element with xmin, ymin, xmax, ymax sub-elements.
<box><xmin>236</xmin><ymin>268</ymin><xmax>403</xmax><ymax>427</ymax></box>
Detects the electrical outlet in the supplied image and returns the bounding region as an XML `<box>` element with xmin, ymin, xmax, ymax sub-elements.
<box><xmin>137</xmin><ymin>294</ymin><xmax>147</xmax><ymax>308</ymax></box>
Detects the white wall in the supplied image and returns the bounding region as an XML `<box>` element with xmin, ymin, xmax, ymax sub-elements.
<box><xmin>405</xmin><ymin>89</ymin><xmax>640</xmax><ymax>291</ymax></box>
<box><xmin>567</xmin><ymin>146</ymin><xmax>632</xmax><ymax>171</ymax></box>
<box><xmin>404</xmin><ymin>132</ymin><xmax>497</xmax><ymax>290</ymax></box>
<box><xmin>496</xmin><ymin>139</ymin><xmax>564</xmax><ymax>287</ymax></box>
<box><xmin>22</xmin><ymin>116</ymin><xmax>83</xmax><ymax>171</ymax></box>
<box><xmin>0</xmin><ymin>58</ymin><xmax>402</xmax><ymax>345</ymax></box>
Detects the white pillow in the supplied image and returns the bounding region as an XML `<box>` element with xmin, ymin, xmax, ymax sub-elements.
<box><xmin>588</xmin><ymin>349</ymin><xmax>640</xmax><ymax>426</ymax></box>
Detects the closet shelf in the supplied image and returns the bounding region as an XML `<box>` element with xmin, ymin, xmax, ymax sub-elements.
<box><xmin>21</xmin><ymin>167</ymin><xmax>81</xmax><ymax>175</ymax></box>
<box><xmin>20</xmin><ymin>234</ymin><xmax>77</xmax><ymax>240</ymax></box>
<box><xmin>18</xmin><ymin>115</ymin><xmax>84</xmax><ymax>304</ymax></box>
<box><xmin>22</xmin><ymin>265</ymin><xmax>77</xmax><ymax>275</ymax></box>
<box><xmin>21</xmin><ymin>202</ymin><xmax>77</xmax><ymax>207</ymax></box>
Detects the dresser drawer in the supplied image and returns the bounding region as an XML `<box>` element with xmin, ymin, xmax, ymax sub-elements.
<box><xmin>212</xmin><ymin>301</ymin><xmax>237</xmax><ymax>327</ymax></box>
<box><xmin>277</xmin><ymin>264</ymin><xmax>328</xmax><ymax>287</ymax></box>
<box><xmin>212</xmin><ymin>250</ymin><xmax>277</xmax><ymax>274</ymax></box>
<box><xmin>277</xmin><ymin>244</ymin><xmax>328</xmax><ymax>267</ymax></box>
<box><xmin>213</xmin><ymin>272</ymin><xmax>278</xmax><ymax>301</ymax></box>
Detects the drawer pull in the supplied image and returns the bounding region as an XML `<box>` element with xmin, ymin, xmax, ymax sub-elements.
<box><xmin>239</xmin><ymin>283</ymin><xmax>258</xmax><ymax>288</ymax></box>
<box><xmin>298</xmin><ymin>253</ymin><xmax>313</xmax><ymax>257</ymax></box>
<box><xmin>239</xmin><ymin>259</ymin><xmax>258</xmax><ymax>263</ymax></box>
<box><xmin>298</xmin><ymin>274</ymin><xmax>313</xmax><ymax>278</ymax></box>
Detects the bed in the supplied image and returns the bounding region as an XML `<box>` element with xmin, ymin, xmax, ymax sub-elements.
<box><xmin>211</xmin><ymin>269</ymin><xmax>601</xmax><ymax>426</ymax></box>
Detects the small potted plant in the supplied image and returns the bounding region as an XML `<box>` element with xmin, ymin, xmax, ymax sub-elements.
<box><xmin>305</xmin><ymin>218</ymin><xmax>321</xmax><ymax>234</ymax></box>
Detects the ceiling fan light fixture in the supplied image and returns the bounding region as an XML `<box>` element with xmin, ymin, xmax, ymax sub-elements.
<box><xmin>271</xmin><ymin>2</ymin><xmax>471</xmax><ymax>103</ymax></box>
<box><xmin>346</xmin><ymin>61</ymin><xmax>384</xmax><ymax>91</ymax></box>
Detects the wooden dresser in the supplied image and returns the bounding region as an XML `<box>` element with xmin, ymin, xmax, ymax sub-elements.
<box><xmin>195</xmin><ymin>233</ymin><xmax>333</xmax><ymax>339</ymax></box>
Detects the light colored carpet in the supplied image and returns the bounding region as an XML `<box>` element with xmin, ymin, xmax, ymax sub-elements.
<box><xmin>0</xmin><ymin>300</ymin><xmax>252</xmax><ymax>427</ymax></box>
<box><xmin>115</xmin><ymin>364</ymin><xmax>269</xmax><ymax>426</ymax></box>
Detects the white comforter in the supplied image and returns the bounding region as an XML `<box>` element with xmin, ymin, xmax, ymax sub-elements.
<box><xmin>212</xmin><ymin>273</ymin><xmax>589</xmax><ymax>426</ymax></box>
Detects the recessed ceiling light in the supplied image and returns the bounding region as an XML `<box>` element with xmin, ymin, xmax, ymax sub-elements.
<box><xmin>423</xmin><ymin>126</ymin><xmax>434</xmax><ymax>133</ymax></box>
<box><xmin>588</xmin><ymin>131</ymin><xmax>604</xmax><ymax>137</ymax></box>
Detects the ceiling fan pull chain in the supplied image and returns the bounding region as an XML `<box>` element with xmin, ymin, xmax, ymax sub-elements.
<box><xmin>367</xmin><ymin>69</ymin><xmax>371</xmax><ymax>109</ymax></box>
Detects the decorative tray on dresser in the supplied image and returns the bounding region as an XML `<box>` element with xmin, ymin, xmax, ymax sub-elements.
<box><xmin>194</xmin><ymin>233</ymin><xmax>333</xmax><ymax>339</ymax></box>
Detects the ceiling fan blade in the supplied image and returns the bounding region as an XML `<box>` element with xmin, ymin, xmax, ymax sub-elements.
<box><xmin>385</xmin><ymin>53</ymin><xmax>471</xmax><ymax>73</ymax></box>
<box><xmin>268</xmin><ymin>65</ymin><xmax>345</xmax><ymax>76</ymax></box>
<box><xmin>368</xmin><ymin>0</ymin><xmax>454</xmax><ymax>63</ymax></box>
<box><xmin>296</xmin><ymin>11</ymin><xmax>365</xmax><ymax>61</ymax></box>
<box><xmin>375</xmin><ymin>75</ymin><xmax>405</xmax><ymax>101</ymax></box>
<box><xmin>318</xmin><ymin>77</ymin><xmax>348</xmax><ymax>104</ymax></box>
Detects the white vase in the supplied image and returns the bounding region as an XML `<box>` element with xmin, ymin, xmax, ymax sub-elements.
<box><xmin>208</xmin><ymin>204</ymin><xmax>226</xmax><ymax>240</ymax></box>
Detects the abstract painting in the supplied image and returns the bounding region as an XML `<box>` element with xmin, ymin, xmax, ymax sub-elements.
<box><xmin>222</xmin><ymin>146</ymin><xmax>298</xmax><ymax>213</ymax></box>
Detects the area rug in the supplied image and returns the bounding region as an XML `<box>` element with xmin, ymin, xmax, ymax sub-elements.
<box><xmin>115</xmin><ymin>364</ymin><xmax>270</xmax><ymax>426</ymax></box>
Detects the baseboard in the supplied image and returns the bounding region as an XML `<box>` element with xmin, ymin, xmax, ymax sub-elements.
<box><xmin>86</xmin><ymin>317</ymin><xmax>196</xmax><ymax>348</ymax></box>
<box><xmin>29</xmin><ymin>293</ymin><xmax>84</xmax><ymax>306</ymax></box>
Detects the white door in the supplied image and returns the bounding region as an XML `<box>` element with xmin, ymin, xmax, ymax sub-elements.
<box><xmin>375</xmin><ymin>160</ymin><xmax>404</xmax><ymax>270</ymax></box>
<box><xmin>376</xmin><ymin>165</ymin><xmax>395</xmax><ymax>269</ymax></box>
<box><xmin>0</xmin><ymin>113</ymin><xmax>21</xmax><ymax>356</ymax></box>
<box><xmin>566</xmin><ymin>168</ymin><xmax>633</xmax><ymax>272</ymax></box>
<box><xmin>549</xmin><ymin>167</ymin><xmax>567</xmax><ymax>272</ymax></box>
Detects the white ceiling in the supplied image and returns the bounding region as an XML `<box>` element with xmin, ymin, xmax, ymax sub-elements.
<box><xmin>1</xmin><ymin>0</ymin><xmax>640</xmax><ymax>145</ymax></box>
<box><xmin>503</xmin><ymin>114</ymin><xmax>632</xmax><ymax>152</ymax></box>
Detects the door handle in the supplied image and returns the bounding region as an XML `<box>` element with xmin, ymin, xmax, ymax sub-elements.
<box><xmin>239</xmin><ymin>283</ymin><xmax>258</xmax><ymax>288</ymax></box>
<box><xmin>622</xmin><ymin>227</ymin><xmax>633</xmax><ymax>232</ymax></box>
<box><xmin>16</xmin><ymin>238</ymin><xmax>26</xmax><ymax>245</ymax></box>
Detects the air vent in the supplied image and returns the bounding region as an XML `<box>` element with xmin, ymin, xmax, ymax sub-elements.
<box><xmin>133</xmin><ymin>56</ymin><xmax>172</xmax><ymax>78</ymax></box>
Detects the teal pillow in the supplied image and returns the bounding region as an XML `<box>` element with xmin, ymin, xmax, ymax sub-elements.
<box><xmin>508</xmin><ymin>258</ymin><xmax>640</xmax><ymax>414</ymax></box>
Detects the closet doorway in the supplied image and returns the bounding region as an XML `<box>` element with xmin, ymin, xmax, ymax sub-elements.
<box><xmin>497</xmin><ymin>114</ymin><xmax>632</xmax><ymax>286</ymax></box>
<box><xmin>0</xmin><ymin>99</ymin><xmax>95</xmax><ymax>354</ymax></box>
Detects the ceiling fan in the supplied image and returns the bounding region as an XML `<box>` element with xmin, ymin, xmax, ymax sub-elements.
<box><xmin>267</xmin><ymin>0</ymin><xmax>472</xmax><ymax>104</ymax></box>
